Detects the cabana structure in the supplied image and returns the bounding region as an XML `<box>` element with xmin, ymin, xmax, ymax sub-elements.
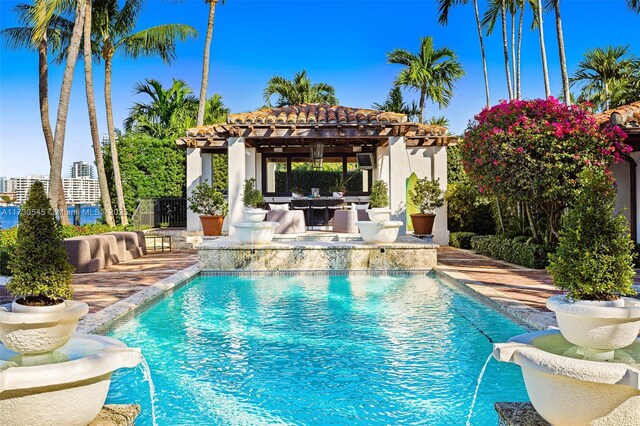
<box><xmin>176</xmin><ymin>104</ymin><xmax>456</xmax><ymax>244</ymax></box>
<box><xmin>597</xmin><ymin>101</ymin><xmax>640</xmax><ymax>242</ymax></box>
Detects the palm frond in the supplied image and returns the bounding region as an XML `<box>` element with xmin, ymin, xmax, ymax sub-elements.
<box><xmin>119</xmin><ymin>24</ymin><xmax>197</xmax><ymax>63</ymax></box>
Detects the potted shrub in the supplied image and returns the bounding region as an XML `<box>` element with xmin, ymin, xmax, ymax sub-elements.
<box><xmin>1</xmin><ymin>181</ymin><xmax>88</xmax><ymax>354</ymax></box>
<box><xmin>188</xmin><ymin>181</ymin><xmax>228</xmax><ymax>236</ymax></box>
<box><xmin>409</xmin><ymin>177</ymin><xmax>444</xmax><ymax>235</ymax></box>
<box><xmin>241</xmin><ymin>178</ymin><xmax>267</xmax><ymax>222</ymax></box>
<box><xmin>367</xmin><ymin>180</ymin><xmax>390</xmax><ymax>223</ymax></box>
<box><xmin>547</xmin><ymin>166</ymin><xmax>640</xmax><ymax>352</ymax></box>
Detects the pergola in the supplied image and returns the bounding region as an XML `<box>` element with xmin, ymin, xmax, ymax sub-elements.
<box><xmin>176</xmin><ymin>104</ymin><xmax>457</xmax><ymax>243</ymax></box>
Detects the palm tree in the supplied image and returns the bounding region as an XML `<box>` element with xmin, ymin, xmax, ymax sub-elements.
<box><xmin>263</xmin><ymin>70</ymin><xmax>338</xmax><ymax>107</ymax></box>
<box><xmin>91</xmin><ymin>0</ymin><xmax>196</xmax><ymax>225</ymax></box>
<box><xmin>387</xmin><ymin>36</ymin><xmax>464</xmax><ymax>124</ymax></box>
<box><xmin>482</xmin><ymin>0</ymin><xmax>514</xmax><ymax>100</ymax></box>
<box><xmin>629</xmin><ymin>0</ymin><xmax>640</xmax><ymax>14</ymax></box>
<box><xmin>124</xmin><ymin>78</ymin><xmax>198</xmax><ymax>139</ymax></box>
<box><xmin>428</xmin><ymin>116</ymin><xmax>450</xmax><ymax>127</ymax></box>
<box><xmin>535</xmin><ymin>0</ymin><xmax>551</xmax><ymax>97</ymax></box>
<box><xmin>437</xmin><ymin>0</ymin><xmax>490</xmax><ymax>107</ymax></box>
<box><xmin>570</xmin><ymin>45</ymin><xmax>639</xmax><ymax>111</ymax></box>
<box><xmin>546</xmin><ymin>0</ymin><xmax>570</xmax><ymax>105</ymax></box>
<box><xmin>372</xmin><ymin>86</ymin><xmax>420</xmax><ymax>122</ymax></box>
<box><xmin>82</xmin><ymin>0</ymin><xmax>115</xmax><ymax>225</ymax></box>
<box><xmin>203</xmin><ymin>94</ymin><xmax>230</xmax><ymax>124</ymax></box>
<box><xmin>1</xmin><ymin>1</ymin><xmax>74</xmax><ymax>223</ymax></box>
<box><xmin>28</xmin><ymin>0</ymin><xmax>87</xmax><ymax>224</ymax></box>
<box><xmin>197</xmin><ymin>0</ymin><xmax>225</xmax><ymax>127</ymax></box>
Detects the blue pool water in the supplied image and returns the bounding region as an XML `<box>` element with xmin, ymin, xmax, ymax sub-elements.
<box><xmin>107</xmin><ymin>274</ymin><xmax>529</xmax><ymax>425</ymax></box>
<box><xmin>0</xmin><ymin>205</ymin><xmax>102</xmax><ymax>229</ymax></box>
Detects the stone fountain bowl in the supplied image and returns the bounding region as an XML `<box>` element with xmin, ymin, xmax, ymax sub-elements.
<box><xmin>493</xmin><ymin>329</ymin><xmax>640</xmax><ymax>426</ymax></box>
<box><xmin>242</xmin><ymin>208</ymin><xmax>268</xmax><ymax>223</ymax></box>
<box><xmin>0</xmin><ymin>301</ymin><xmax>89</xmax><ymax>355</ymax></box>
<box><xmin>356</xmin><ymin>221</ymin><xmax>402</xmax><ymax>244</ymax></box>
<box><xmin>0</xmin><ymin>333</ymin><xmax>141</xmax><ymax>426</ymax></box>
<box><xmin>232</xmin><ymin>221</ymin><xmax>279</xmax><ymax>245</ymax></box>
<box><xmin>366</xmin><ymin>208</ymin><xmax>391</xmax><ymax>223</ymax></box>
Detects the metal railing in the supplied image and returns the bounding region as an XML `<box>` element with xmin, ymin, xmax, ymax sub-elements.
<box><xmin>134</xmin><ymin>198</ymin><xmax>187</xmax><ymax>228</ymax></box>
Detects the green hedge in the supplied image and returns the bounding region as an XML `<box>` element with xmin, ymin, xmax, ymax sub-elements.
<box><xmin>275</xmin><ymin>170</ymin><xmax>363</xmax><ymax>194</ymax></box>
<box><xmin>471</xmin><ymin>235</ymin><xmax>550</xmax><ymax>269</ymax></box>
<box><xmin>449</xmin><ymin>232</ymin><xmax>476</xmax><ymax>249</ymax></box>
<box><xmin>0</xmin><ymin>223</ymin><xmax>148</xmax><ymax>276</ymax></box>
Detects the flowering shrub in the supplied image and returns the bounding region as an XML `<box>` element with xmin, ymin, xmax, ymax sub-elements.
<box><xmin>462</xmin><ymin>98</ymin><xmax>630</xmax><ymax>243</ymax></box>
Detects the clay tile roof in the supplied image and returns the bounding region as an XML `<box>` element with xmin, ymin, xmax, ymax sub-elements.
<box><xmin>226</xmin><ymin>103</ymin><xmax>408</xmax><ymax>125</ymax></box>
<box><xmin>594</xmin><ymin>101</ymin><xmax>640</xmax><ymax>129</ymax></box>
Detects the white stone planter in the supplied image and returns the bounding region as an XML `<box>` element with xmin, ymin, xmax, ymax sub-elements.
<box><xmin>547</xmin><ymin>295</ymin><xmax>640</xmax><ymax>350</ymax></box>
<box><xmin>356</xmin><ymin>221</ymin><xmax>402</xmax><ymax>244</ymax></box>
<box><xmin>0</xmin><ymin>334</ymin><xmax>141</xmax><ymax>426</ymax></box>
<box><xmin>232</xmin><ymin>222</ymin><xmax>279</xmax><ymax>245</ymax></box>
<box><xmin>0</xmin><ymin>300</ymin><xmax>89</xmax><ymax>355</ymax></box>
<box><xmin>494</xmin><ymin>329</ymin><xmax>640</xmax><ymax>426</ymax></box>
<box><xmin>242</xmin><ymin>208</ymin><xmax>268</xmax><ymax>223</ymax></box>
<box><xmin>366</xmin><ymin>208</ymin><xmax>391</xmax><ymax>223</ymax></box>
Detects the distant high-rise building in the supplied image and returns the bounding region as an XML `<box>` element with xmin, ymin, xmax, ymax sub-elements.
<box><xmin>6</xmin><ymin>175</ymin><xmax>100</xmax><ymax>204</ymax></box>
<box><xmin>70</xmin><ymin>161</ymin><xmax>94</xmax><ymax>179</ymax></box>
<box><xmin>0</xmin><ymin>176</ymin><xmax>6</xmax><ymax>193</ymax></box>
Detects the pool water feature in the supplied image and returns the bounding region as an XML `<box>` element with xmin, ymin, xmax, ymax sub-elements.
<box><xmin>106</xmin><ymin>274</ymin><xmax>529</xmax><ymax>425</ymax></box>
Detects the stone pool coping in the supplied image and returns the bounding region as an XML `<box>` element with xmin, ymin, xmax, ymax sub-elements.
<box><xmin>77</xmin><ymin>264</ymin><xmax>200</xmax><ymax>335</ymax></box>
<box><xmin>434</xmin><ymin>266</ymin><xmax>556</xmax><ymax>331</ymax></box>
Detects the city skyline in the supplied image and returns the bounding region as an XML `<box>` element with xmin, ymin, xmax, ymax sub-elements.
<box><xmin>1</xmin><ymin>1</ymin><xmax>639</xmax><ymax>177</ymax></box>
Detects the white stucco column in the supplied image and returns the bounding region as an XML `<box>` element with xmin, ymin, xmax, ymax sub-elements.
<box><xmin>201</xmin><ymin>152</ymin><xmax>212</xmax><ymax>184</ymax></box>
<box><xmin>430</xmin><ymin>146</ymin><xmax>449</xmax><ymax>245</ymax></box>
<box><xmin>227</xmin><ymin>137</ymin><xmax>246</xmax><ymax>236</ymax></box>
<box><xmin>186</xmin><ymin>148</ymin><xmax>202</xmax><ymax>231</ymax></box>
<box><xmin>245</xmin><ymin>147</ymin><xmax>256</xmax><ymax>180</ymax></box>
<box><xmin>388</xmin><ymin>136</ymin><xmax>411</xmax><ymax>234</ymax></box>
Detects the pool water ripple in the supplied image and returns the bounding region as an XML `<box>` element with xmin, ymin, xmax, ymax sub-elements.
<box><xmin>107</xmin><ymin>274</ymin><xmax>528</xmax><ymax>425</ymax></box>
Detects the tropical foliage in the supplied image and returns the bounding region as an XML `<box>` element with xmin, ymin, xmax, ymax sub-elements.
<box><xmin>548</xmin><ymin>167</ymin><xmax>636</xmax><ymax>300</ymax></box>
<box><xmin>387</xmin><ymin>36</ymin><xmax>464</xmax><ymax>124</ymax></box>
<box><xmin>125</xmin><ymin>78</ymin><xmax>198</xmax><ymax>139</ymax></box>
<box><xmin>372</xmin><ymin>87</ymin><xmax>420</xmax><ymax>122</ymax></box>
<box><xmin>264</xmin><ymin>70</ymin><xmax>338</xmax><ymax>107</ymax></box>
<box><xmin>461</xmin><ymin>97</ymin><xmax>630</xmax><ymax>244</ymax></box>
<box><xmin>570</xmin><ymin>45</ymin><xmax>640</xmax><ymax>111</ymax></box>
<box><xmin>7</xmin><ymin>182</ymin><xmax>74</xmax><ymax>304</ymax></box>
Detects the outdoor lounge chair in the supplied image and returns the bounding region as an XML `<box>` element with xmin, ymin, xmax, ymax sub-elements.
<box><xmin>266</xmin><ymin>209</ymin><xmax>306</xmax><ymax>234</ymax></box>
<box><xmin>64</xmin><ymin>235</ymin><xmax>106</xmax><ymax>273</ymax></box>
<box><xmin>105</xmin><ymin>231</ymin><xmax>146</xmax><ymax>261</ymax></box>
<box><xmin>332</xmin><ymin>209</ymin><xmax>359</xmax><ymax>233</ymax></box>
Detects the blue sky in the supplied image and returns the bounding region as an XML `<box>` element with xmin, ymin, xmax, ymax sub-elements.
<box><xmin>0</xmin><ymin>0</ymin><xmax>638</xmax><ymax>177</ymax></box>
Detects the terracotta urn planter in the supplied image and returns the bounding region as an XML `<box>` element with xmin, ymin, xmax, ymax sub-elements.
<box><xmin>200</xmin><ymin>215</ymin><xmax>224</xmax><ymax>236</ymax></box>
<box><xmin>410</xmin><ymin>213</ymin><xmax>436</xmax><ymax>235</ymax></box>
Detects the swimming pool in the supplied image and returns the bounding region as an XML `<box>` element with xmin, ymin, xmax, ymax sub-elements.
<box><xmin>106</xmin><ymin>273</ymin><xmax>529</xmax><ymax>425</ymax></box>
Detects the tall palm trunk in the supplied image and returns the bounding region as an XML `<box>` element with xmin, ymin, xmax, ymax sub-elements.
<box><xmin>83</xmin><ymin>0</ymin><xmax>115</xmax><ymax>226</ymax></box>
<box><xmin>38</xmin><ymin>34</ymin><xmax>68</xmax><ymax>215</ymax></box>
<box><xmin>536</xmin><ymin>0</ymin><xmax>551</xmax><ymax>97</ymax></box>
<box><xmin>510</xmin><ymin>10</ymin><xmax>516</xmax><ymax>97</ymax></box>
<box><xmin>501</xmin><ymin>0</ymin><xmax>514</xmax><ymax>100</ymax></box>
<box><xmin>104</xmin><ymin>53</ymin><xmax>128</xmax><ymax>225</ymax></box>
<box><xmin>49</xmin><ymin>0</ymin><xmax>87</xmax><ymax>224</ymax></box>
<box><xmin>517</xmin><ymin>5</ymin><xmax>523</xmax><ymax>98</ymax></box>
<box><xmin>553</xmin><ymin>1</ymin><xmax>571</xmax><ymax>105</ymax></box>
<box><xmin>473</xmin><ymin>0</ymin><xmax>491</xmax><ymax>107</ymax></box>
<box><xmin>419</xmin><ymin>89</ymin><xmax>426</xmax><ymax>124</ymax></box>
<box><xmin>197</xmin><ymin>0</ymin><xmax>217</xmax><ymax>126</ymax></box>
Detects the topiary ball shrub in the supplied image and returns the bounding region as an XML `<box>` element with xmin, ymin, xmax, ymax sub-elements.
<box><xmin>547</xmin><ymin>166</ymin><xmax>636</xmax><ymax>301</ymax></box>
<box><xmin>7</xmin><ymin>181</ymin><xmax>74</xmax><ymax>305</ymax></box>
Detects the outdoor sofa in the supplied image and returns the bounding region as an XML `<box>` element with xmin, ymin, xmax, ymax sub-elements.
<box><xmin>64</xmin><ymin>231</ymin><xmax>147</xmax><ymax>273</ymax></box>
